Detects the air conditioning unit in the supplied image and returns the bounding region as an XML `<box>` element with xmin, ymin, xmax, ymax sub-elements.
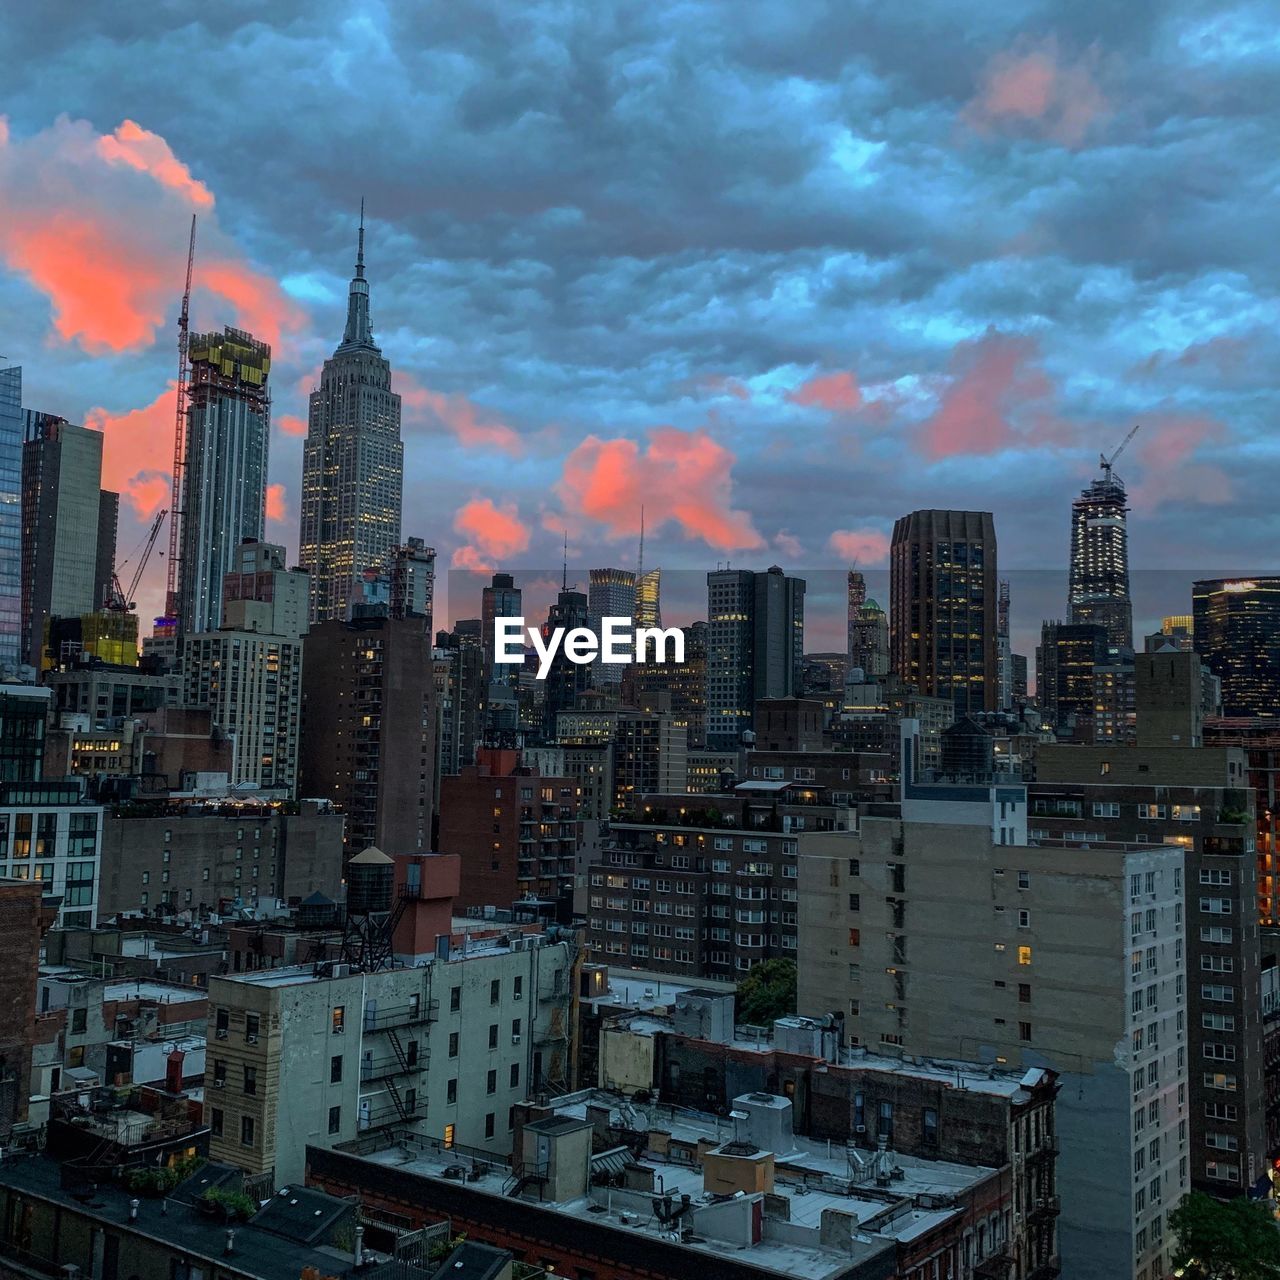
<box><xmin>215</xmin><ymin>1028</ymin><xmax>228</xmax><ymax>1039</ymax></box>
<box><xmin>512</xmin><ymin>1034</ymin><xmax>521</xmax><ymax>1045</ymax></box>
<box><xmin>513</xmin><ymin>992</ymin><xmax>523</xmax><ymax>1001</ymax></box>
<box><xmin>855</xmin><ymin>1124</ymin><xmax>866</xmax><ymax>1134</ymax></box>
<box><xmin>214</xmin><ymin>1080</ymin><xmax>226</xmax><ymax>1089</ymax></box>
<box><xmin>247</xmin><ymin>1034</ymin><xmax>259</xmax><ymax>1045</ymax></box>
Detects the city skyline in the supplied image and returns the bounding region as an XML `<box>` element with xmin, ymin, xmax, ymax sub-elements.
<box><xmin>1</xmin><ymin>5</ymin><xmax>1275</xmax><ymax>661</ymax></box>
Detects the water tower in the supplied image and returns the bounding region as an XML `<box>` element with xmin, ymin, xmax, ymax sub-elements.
<box><xmin>340</xmin><ymin>847</ymin><xmax>398</xmax><ymax>970</ymax></box>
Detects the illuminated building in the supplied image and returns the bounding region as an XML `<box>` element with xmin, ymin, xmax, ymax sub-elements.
<box><xmin>481</xmin><ymin>571</ymin><xmax>521</xmax><ymax>687</ymax></box>
<box><xmin>1193</xmin><ymin>578</ymin><xmax>1280</xmax><ymax>718</ymax></box>
<box><xmin>634</xmin><ymin>567</ymin><xmax>661</xmax><ymax>629</ymax></box>
<box><xmin>21</xmin><ymin>413</ymin><xmax>117</xmax><ymax>668</ymax></box>
<box><xmin>1036</xmin><ymin>620</ymin><xmax>1108</xmax><ymax>732</ymax></box>
<box><xmin>890</xmin><ymin>509</ymin><xmax>998</xmax><ymax>715</ymax></box>
<box><xmin>299</xmin><ymin>210</ymin><xmax>403</xmax><ymax>624</ymax></box>
<box><xmin>846</xmin><ymin>569</ymin><xmax>889</xmax><ymax>680</ymax></box>
<box><xmin>625</xmin><ymin>620</ymin><xmax>707</xmax><ymax>749</ymax></box>
<box><xmin>705</xmin><ymin>567</ymin><xmax>805</xmax><ymax>752</ymax></box>
<box><xmin>1069</xmin><ymin>470</ymin><xmax>1133</xmax><ymax>651</ymax></box>
<box><xmin>178</xmin><ymin>328</ymin><xmax>271</xmax><ymax>636</ymax></box>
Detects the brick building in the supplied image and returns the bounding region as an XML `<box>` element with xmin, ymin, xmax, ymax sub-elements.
<box><xmin>0</xmin><ymin>878</ymin><xmax>47</xmax><ymax>1138</ymax></box>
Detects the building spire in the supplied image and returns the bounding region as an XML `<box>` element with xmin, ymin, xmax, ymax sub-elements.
<box><xmin>341</xmin><ymin>198</ymin><xmax>374</xmax><ymax>350</ymax></box>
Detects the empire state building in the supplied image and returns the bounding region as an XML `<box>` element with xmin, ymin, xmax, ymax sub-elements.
<box><xmin>299</xmin><ymin>207</ymin><xmax>403</xmax><ymax>623</ymax></box>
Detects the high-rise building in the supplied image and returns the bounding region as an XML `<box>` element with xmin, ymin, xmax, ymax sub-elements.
<box><xmin>890</xmin><ymin>510</ymin><xmax>998</xmax><ymax>715</ymax></box>
<box><xmin>20</xmin><ymin>414</ymin><xmax>117</xmax><ymax>668</ymax></box>
<box><xmin>300</xmin><ymin>213</ymin><xmax>403</xmax><ymax>625</ymax></box>
<box><xmin>389</xmin><ymin>538</ymin><xmax>435</xmax><ymax>623</ymax></box>
<box><xmin>177</xmin><ymin>328</ymin><xmax>271</xmax><ymax>636</ymax></box>
<box><xmin>634</xmin><ymin>568</ymin><xmax>661</xmax><ymax>630</ymax></box>
<box><xmin>1193</xmin><ymin>578</ymin><xmax>1280</xmax><ymax>718</ymax></box>
<box><xmin>588</xmin><ymin>567</ymin><xmax>636</xmax><ymax>687</ymax></box>
<box><xmin>1035</xmin><ymin>620</ymin><xmax>1108</xmax><ymax>731</ymax></box>
<box><xmin>1146</xmin><ymin>615</ymin><xmax>1194</xmax><ymax>653</ymax></box>
<box><xmin>541</xmin><ymin>587</ymin><xmax>590</xmax><ymax>738</ymax></box>
<box><xmin>996</xmin><ymin>579</ymin><xmax>1012</xmax><ymax>710</ymax></box>
<box><xmin>846</xmin><ymin>570</ymin><xmax>889</xmax><ymax>681</ymax></box>
<box><xmin>299</xmin><ymin>614</ymin><xmax>435</xmax><ymax>855</ymax></box>
<box><xmin>0</xmin><ymin>684</ymin><xmax>49</xmax><ymax>782</ymax></box>
<box><xmin>481</xmin><ymin>571</ymin><xmax>521</xmax><ymax>679</ymax></box>
<box><xmin>1069</xmin><ymin>468</ymin><xmax>1133</xmax><ymax>651</ymax></box>
<box><xmin>0</xmin><ymin>366</ymin><xmax>24</xmax><ymax>676</ymax></box>
<box><xmin>705</xmin><ymin>567</ymin><xmax>805</xmax><ymax>752</ymax></box>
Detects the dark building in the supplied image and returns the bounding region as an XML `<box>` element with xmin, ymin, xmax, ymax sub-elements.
<box><xmin>1036</xmin><ymin>621</ymin><xmax>1108</xmax><ymax>732</ymax></box>
<box><xmin>0</xmin><ymin>367</ymin><xmax>23</xmax><ymax>675</ymax></box>
<box><xmin>1193</xmin><ymin>578</ymin><xmax>1280</xmax><ymax>718</ymax></box>
<box><xmin>20</xmin><ymin>411</ymin><xmax>117</xmax><ymax>667</ymax></box>
<box><xmin>299</xmin><ymin>613</ymin><xmax>436</xmax><ymax>855</ymax></box>
<box><xmin>0</xmin><ymin>878</ymin><xmax>45</xmax><ymax>1138</ymax></box>
<box><xmin>847</xmin><ymin>570</ymin><xmax>890</xmax><ymax>680</ymax></box>
<box><xmin>540</xmin><ymin>586</ymin><xmax>590</xmax><ymax>739</ymax></box>
<box><xmin>938</xmin><ymin>716</ymin><xmax>994</xmax><ymax>781</ymax></box>
<box><xmin>481</xmin><ymin>571</ymin><xmax>521</xmax><ymax>687</ymax></box>
<box><xmin>625</xmin><ymin>620</ymin><xmax>708</xmax><ymax>750</ymax></box>
<box><xmin>435</xmin><ymin>627</ymin><xmax>486</xmax><ymax>777</ymax></box>
<box><xmin>439</xmin><ymin>747</ymin><xmax>580</xmax><ymax>918</ymax></box>
<box><xmin>0</xmin><ymin>683</ymin><xmax>48</xmax><ymax>782</ymax></box>
<box><xmin>705</xmin><ymin>566</ymin><xmax>805</xmax><ymax>751</ymax></box>
<box><xmin>1069</xmin><ymin>468</ymin><xmax>1133</xmax><ymax>651</ymax></box>
<box><xmin>890</xmin><ymin>510</ymin><xmax>998</xmax><ymax>716</ymax></box>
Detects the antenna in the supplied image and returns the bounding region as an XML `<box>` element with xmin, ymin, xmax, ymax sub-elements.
<box><xmin>356</xmin><ymin>197</ymin><xmax>366</xmax><ymax>278</ymax></box>
<box><xmin>562</xmin><ymin>530</ymin><xmax>568</xmax><ymax>592</ymax></box>
<box><xmin>637</xmin><ymin>505</ymin><xmax>645</xmax><ymax>581</ymax></box>
<box><xmin>162</xmin><ymin>215</ymin><xmax>197</xmax><ymax>631</ymax></box>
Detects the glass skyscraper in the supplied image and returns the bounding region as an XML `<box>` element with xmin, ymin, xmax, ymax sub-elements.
<box><xmin>1193</xmin><ymin>578</ymin><xmax>1280</xmax><ymax>718</ymax></box>
<box><xmin>1069</xmin><ymin>470</ymin><xmax>1133</xmax><ymax>651</ymax></box>
<box><xmin>0</xmin><ymin>366</ymin><xmax>23</xmax><ymax>675</ymax></box>
<box><xmin>300</xmin><ymin>212</ymin><xmax>403</xmax><ymax>624</ymax></box>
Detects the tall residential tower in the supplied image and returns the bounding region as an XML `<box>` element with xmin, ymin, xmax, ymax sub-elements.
<box><xmin>300</xmin><ymin>209</ymin><xmax>403</xmax><ymax>624</ymax></box>
<box><xmin>1069</xmin><ymin>466</ymin><xmax>1133</xmax><ymax>651</ymax></box>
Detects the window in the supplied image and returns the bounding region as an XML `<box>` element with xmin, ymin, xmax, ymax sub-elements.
<box><xmin>513</xmin><ymin>976</ymin><xmax>523</xmax><ymax>1000</ymax></box>
<box><xmin>241</xmin><ymin>1115</ymin><xmax>255</xmax><ymax>1147</ymax></box>
<box><xmin>1018</xmin><ymin>983</ymin><xmax>1031</xmax><ymax>1003</ymax></box>
<box><xmin>490</xmin><ymin>979</ymin><xmax>501</xmax><ymax>1005</ymax></box>
<box><xmin>848</xmin><ymin>894</ymin><xmax>861</xmax><ymax>911</ymax></box>
<box><xmin>922</xmin><ymin>1108</ymin><xmax>938</xmax><ymax>1147</ymax></box>
<box><xmin>447</xmin><ymin>1078</ymin><xmax>457</xmax><ymax>1104</ymax></box>
<box><xmin>332</xmin><ymin>1006</ymin><xmax>345</xmax><ymax>1034</ymax></box>
<box><xmin>443</xmin><ymin>1123</ymin><xmax>456</xmax><ymax>1149</ymax></box>
<box><xmin>485</xmin><ymin>1113</ymin><xmax>496</xmax><ymax>1140</ymax></box>
<box><xmin>328</xmin><ymin>1106</ymin><xmax>341</xmax><ymax>1135</ymax></box>
<box><xmin>330</xmin><ymin>1055</ymin><xmax>343</xmax><ymax>1084</ymax></box>
<box><xmin>1018</xmin><ymin>946</ymin><xmax>1032</xmax><ymax>966</ymax></box>
<box><xmin>449</xmin><ymin>1032</ymin><xmax>459</xmax><ymax>1058</ymax></box>
<box><xmin>450</xmin><ymin>987</ymin><xmax>461</xmax><ymax>1012</ymax></box>
<box><xmin>210</xmin><ymin>1107</ymin><xmax>223</xmax><ymax>1137</ymax></box>
<box><xmin>1019</xmin><ymin>1021</ymin><xmax>1032</xmax><ymax>1042</ymax></box>
<box><xmin>1200</xmin><ymin>897</ymin><xmax>1231</xmax><ymax>915</ymax></box>
<box><xmin>245</xmin><ymin>1013</ymin><xmax>260</xmax><ymax>1042</ymax></box>
<box><xmin>510</xmin><ymin>1063</ymin><xmax>520</xmax><ymax>1088</ymax></box>
<box><xmin>487</xmin><ymin>1069</ymin><xmax>497</xmax><ymax>1095</ymax></box>
<box><xmin>1018</xmin><ymin>910</ymin><xmax>1030</xmax><ymax>928</ymax></box>
<box><xmin>489</xmin><ymin>1024</ymin><xmax>499</xmax><ymax>1049</ymax></box>
<box><xmin>243</xmin><ymin>1066</ymin><xmax>257</xmax><ymax>1096</ymax></box>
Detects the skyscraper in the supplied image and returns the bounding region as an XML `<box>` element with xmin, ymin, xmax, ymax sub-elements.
<box><xmin>20</xmin><ymin>413</ymin><xmax>117</xmax><ymax>668</ymax></box>
<box><xmin>890</xmin><ymin>509</ymin><xmax>998</xmax><ymax>715</ymax></box>
<box><xmin>634</xmin><ymin>568</ymin><xmax>661</xmax><ymax>630</ymax></box>
<box><xmin>300</xmin><ymin>210</ymin><xmax>403</xmax><ymax>624</ymax></box>
<box><xmin>588</xmin><ymin>567</ymin><xmax>636</xmax><ymax>687</ymax></box>
<box><xmin>1193</xmin><ymin>578</ymin><xmax>1280</xmax><ymax>718</ymax></box>
<box><xmin>481</xmin><ymin>571</ymin><xmax>521</xmax><ymax>682</ymax></box>
<box><xmin>0</xmin><ymin>366</ymin><xmax>23</xmax><ymax>675</ymax></box>
<box><xmin>1069</xmin><ymin>467</ymin><xmax>1133</xmax><ymax>651</ymax></box>
<box><xmin>389</xmin><ymin>538</ymin><xmax>435</xmax><ymax>624</ymax></box>
<box><xmin>705</xmin><ymin>566</ymin><xmax>805</xmax><ymax>751</ymax></box>
<box><xmin>178</xmin><ymin>327</ymin><xmax>271</xmax><ymax>635</ymax></box>
<box><xmin>846</xmin><ymin>569</ymin><xmax>889</xmax><ymax>680</ymax></box>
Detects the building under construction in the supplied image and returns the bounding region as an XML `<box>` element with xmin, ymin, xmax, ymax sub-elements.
<box><xmin>177</xmin><ymin>327</ymin><xmax>272</xmax><ymax>636</ymax></box>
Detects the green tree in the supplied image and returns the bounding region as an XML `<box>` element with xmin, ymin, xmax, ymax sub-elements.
<box><xmin>1170</xmin><ymin>1191</ymin><xmax>1280</xmax><ymax>1279</ymax></box>
<box><xmin>735</xmin><ymin>958</ymin><xmax>797</xmax><ymax>1026</ymax></box>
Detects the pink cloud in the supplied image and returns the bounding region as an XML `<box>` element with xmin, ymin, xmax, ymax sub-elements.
<box><xmin>918</xmin><ymin>332</ymin><xmax>1053</xmax><ymax>459</ymax></box>
<box><xmin>964</xmin><ymin>37</ymin><xmax>1107</xmax><ymax>149</ymax></box>
<box><xmin>1127</xmin><ymin>414</ymin><xmax>1233</xmax><ymax>511</ymax></box>
<box><xmin>278</xmin><ymin>413</ymin><xmax>308</xmax><ymax>438</ymax></box>
<box><xmin>828</xmin><ymin>529</ymin><xmax>890</xmax><ymax>564</ymax></box>
<box><xmin>399</xmin><ymin>371</ymin><xmax>523</xmax><ymax>456</ymax></box>
<box><xmin>265</xmin><ymin>483</ymin><xmax>288</xmax><ymax>523</ymax></box>
<box><xmin>451</xmin><ymin>498</ymin><xmax>531</xmax><ymax>571</ymax></box>
<box><xmin>0</xmin><ymin>115</ymin><xmax>303</xmax><ymax>354</ymax></box>
<box><xmin>85</xmin><ymin>383</ymin><xmax>177</xmax><ymax>519</ymax></box>
<box><xmin>788</xmin><ymin>370</ymin><xmax>862</xmax><ymax>412</ymax></box>
<box><xmin>773</xmin><ymin>530</ymin><xmax>804</xmax><ymax>559</ymax></box>
<box><xmin>555</xmin><ymin>426</ymin><xmax>763</xmax><ymax>551</ymax></box>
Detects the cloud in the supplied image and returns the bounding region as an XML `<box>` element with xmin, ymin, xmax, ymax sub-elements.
<box><xmin>278</xmin><ymin>413</ymin><xmax>308</xmax><ymax>437</ymax></box>
<box><xmin>788</xmin><ymin>370</ymin><xmax>862</xmax><ymax>412</ymax></box>
<box><xmin>828</xmin><ymin>528</ymin><xmax>891</xmax><ymax>564</ymax></box>
<box><xmin>84</xmin><ymin>383</ymin><xmax>177</xmax><ymax>519</ymax></box>
<box><xmin>917</xmin><ymin>331</ymin><xmax>1053</xmax><ymax>460</ymax></box>
<box><xmin>1127</xmin><ymin>414</ymin><xmax>1232</xmax><ymax>511</ymax></box>
<box><xmin>963</xmin><ymin>37</ymin><xmax>1107</xmax><ymax>149</ymax></box>
<box><xmin>265</xmin><ymin>483</ymin><xmax>288</xmax><ymax>523</ymax></box>
<box><xmin>773</xmin><ymin>530</ymin><xmax>804</xmax><ymax>559</ymax></box>
<box><xmin>555</xmin><ymin>426</ymin><xmax>763</xmax><ymax>551</ymax></box>
<box><xmin>0</xmin><ymin>114</ymin><xmax>303</xmax><ymax>354</ymax></box>
<box><xmin>451</xmin><ymin>497</ymin><xmax>531</xmax><ymax>570</ymax></box>
<box><xmin>696</xmin><ymin>375</ymin><xmax>752</xmax><ymax>402</ymax></box>
<box><xmin>399</xmin><ymin>371</ymin><xmax>523</xmax><ymax>455</ymax></box>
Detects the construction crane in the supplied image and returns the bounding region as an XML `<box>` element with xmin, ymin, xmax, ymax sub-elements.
<box><xmin>162</xmin><ymin>215</ymin><xmax>197</xmax><ymax>629</ymax></box>
<box><xmin>107</xmin><ymin>509</ymin><xmax>168</xmax><ymax>612</ymax></box>
<box><xmin>1100</xmin><ymin>423</ymin><xmax>1140</xmax><ymax>483</ymax></box>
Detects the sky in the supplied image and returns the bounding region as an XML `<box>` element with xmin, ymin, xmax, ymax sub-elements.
<box><xmin>1</xmin><ymin>1</ymin><xmax>1277</xmax><ymax>658</ymax></box>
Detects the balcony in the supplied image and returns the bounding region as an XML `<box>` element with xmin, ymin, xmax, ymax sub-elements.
<box><xmin>363</xmin><ymin>999</ymin><xmax>439</xmax><ymax>1031</ymax></box>
<box><xmin>973</xmin><ymin>1250</ymin><xmax>1014</xmax><ymax>1279</ymax></box>
<box><xmin>1028</xmin><ymin>1195</ymin><xmax>1061</xmax><ymax>1223</ymax></box>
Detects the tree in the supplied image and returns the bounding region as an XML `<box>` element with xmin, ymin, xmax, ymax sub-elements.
<box><xmin>1169</xmin><ymin>1191</ymin><xmax>1280</xmax><ymax>1279</ymax></box>
<box><xmin>735</xmin><ymin>958</ymin><xmax>797</xmax><ymax>1026</ymax></box>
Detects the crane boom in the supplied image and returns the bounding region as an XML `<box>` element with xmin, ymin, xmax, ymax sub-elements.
<box><xmin>127</xmin><ymin>509</ymin><xmax>168</xmax><ymax>606</ymax></box>
<box><xmin>163</xmin><ymin>215</ymin><xmax>197</xmax><ymax>629</ymax></box>
<box><xmin>1100</xmin><ymin>423</ymin><xmax>1140</xmax><ymax>480</ymax></box>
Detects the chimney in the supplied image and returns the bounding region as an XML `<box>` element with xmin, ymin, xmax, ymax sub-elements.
<box><xmin>224</xmin><ymin>1229</ymin><xmax>236</xmax><ymax>1256</ymax></box>
<box><xmin>353</xmin><ymin>1226</ymin><xmax>364</xmax><ymax>1268</ymax></box>
<box><xmin>128</xmin><ymin>1199</ymin><xmax>139</xmax><ymax>1222</ymax></box>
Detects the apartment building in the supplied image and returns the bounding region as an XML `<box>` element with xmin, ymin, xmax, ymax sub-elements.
<box><xmin>204</xmin><ymin>931</ymin><xmax>578</xmax><ymax>1185</ymax></box>
<box><xmin>797</xmin><ymin>815</ymin><xmax>1187</xmax><ymax>1280</ymax></box>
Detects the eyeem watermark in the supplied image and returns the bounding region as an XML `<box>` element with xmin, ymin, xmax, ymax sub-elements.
<box><xmin>494</xmin><ymin>617</ymin><xmax>684</xmax><ymax>679</ymax></box>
